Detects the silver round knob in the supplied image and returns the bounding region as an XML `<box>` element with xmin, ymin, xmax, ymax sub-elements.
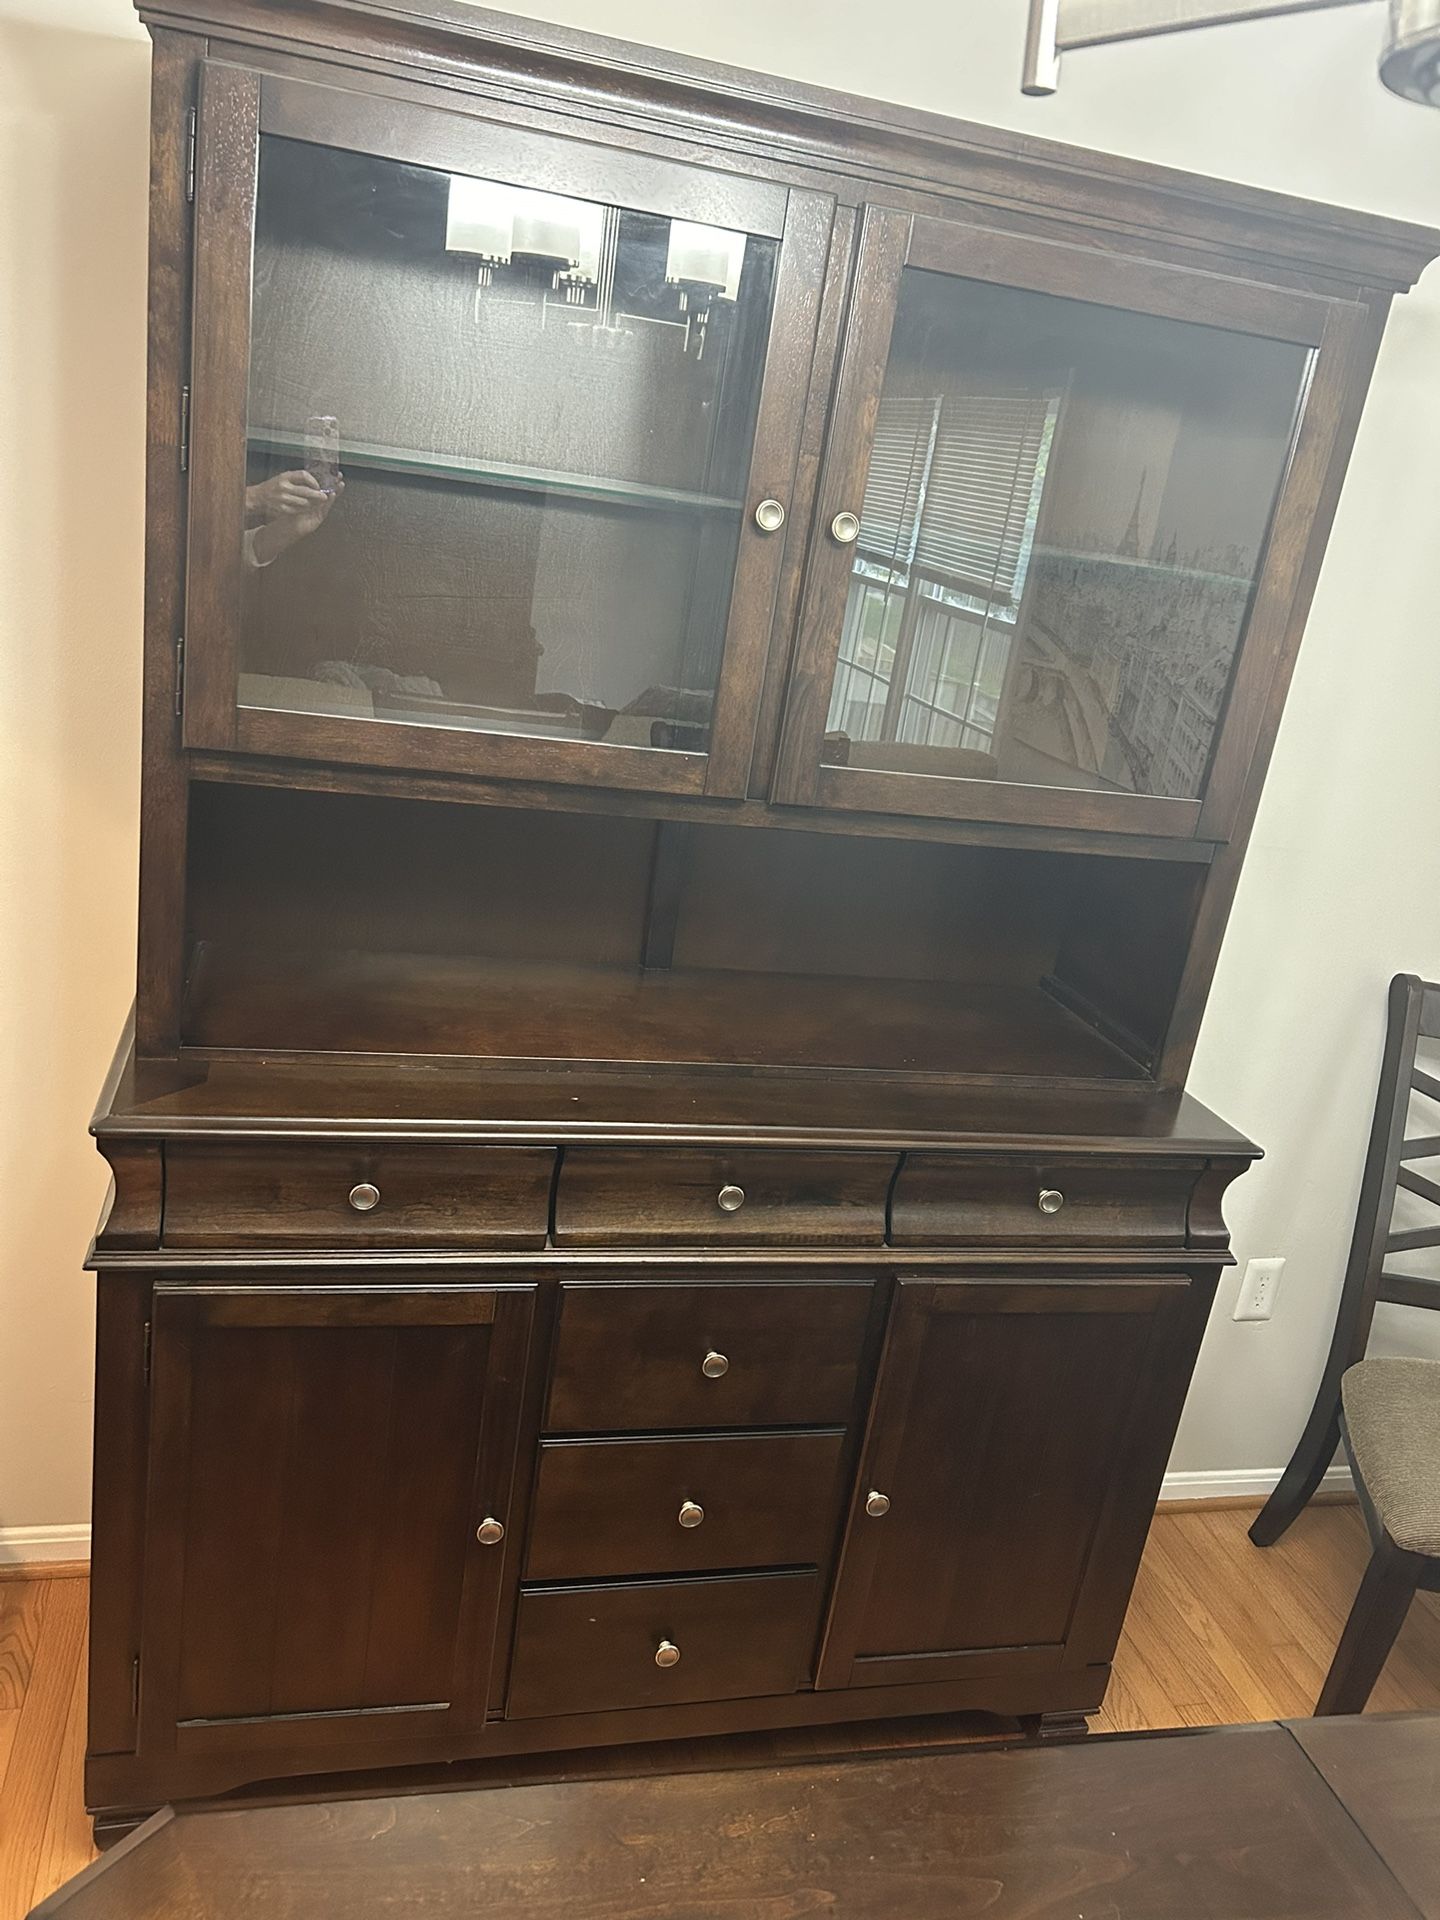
<box><xmin>830</xmin><ymin>510</ymin><xmax>860</xmax><ymax>545</ymax></box>
<box><xmin>678</xmin><ymin>1500</ymin><xmax>705</xmax><ymax>1529</ymax></box>
<box><xmin>348</xmin><ymin>1182</ymin><xmax>380</xmax><ymax>1212</ymax></box>
<box><xmin>754</xmin><ymin>497</ymin><xmax>786</xmax><ymax>533</ymax></box>
<box><xmin>655</xmin><ymin>1640</ymin><xmax>681</xmax><ymax>1669</ymax></box>
<box><xmin>702</xmin><ymin>1350</ymin><xmax>730</xmax><ymax>1379</ymax></box>
<box><xmin>865</xmin><ymin>1490</ymin><xmax>891</xmax><ymax>1518</ymax></box>
<box><xmin>1038</xmin><ymin>1189</ymin><xmax>1065</xmax><ymax>1215</ymax></box>
<box><xmin>717</xmin><ymin>1184</ymin><xmax>745</xmax><ymax>1213</ymax></box>
<box><xmin>475</xmin><ymin>1517</ymin><xmax>505</xmax><ymax>1546</ymax></box>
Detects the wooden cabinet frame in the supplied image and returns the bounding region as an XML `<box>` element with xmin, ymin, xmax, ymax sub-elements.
<box><xmin>183</xmin><ymin>60</ymin><xmax>832</xmax><ymax>799</ymax></box>
<box><xmin>771</xmin><ymin>207</ymin><xmax>1365</xmax><ymax>843</ymax></box>
<box><xmin>82</xmin><ymin>0</ymin><xmax>1440</xmax><ymax>1829</ymax></box>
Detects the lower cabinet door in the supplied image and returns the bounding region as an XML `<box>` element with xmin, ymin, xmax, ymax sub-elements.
<box><xmin>817</xmin><ymin>1274</ymin><xmax>1201</xmax><ymax>1690</ymax></box>
<box><xmin>137</xmin><ymin>1279</ymin><xmax>534</xmax><ymax>1757</ymax></box>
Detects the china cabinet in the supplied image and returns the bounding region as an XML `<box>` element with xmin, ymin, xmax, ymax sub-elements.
<box><xmin>85</xmin><ymin>0</ymin><xmax>1439</xmax><ymax>1837</ymax></box>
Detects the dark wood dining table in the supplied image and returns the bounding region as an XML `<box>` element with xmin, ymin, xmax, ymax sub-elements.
<box><xmin>33</xmin><ymin>1712</ymin><xmax>1440</xmax><ymax>1918</ymax></box>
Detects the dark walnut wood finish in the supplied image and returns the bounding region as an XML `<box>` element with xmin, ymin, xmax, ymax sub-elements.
<box><xmin>85</xmin><ymin>0</ymin><xmax>1438</xmax><ymax>1835</ymax></box>
<box><xmin>525</xmin><ymin>1429</ymin><xmax>850</xmax><ymax>1580</ymax></box>
<box><xmin>37</xmin><ymin>1716</ymin><xmax>1440</xmax><ymax>1919</ymax></box>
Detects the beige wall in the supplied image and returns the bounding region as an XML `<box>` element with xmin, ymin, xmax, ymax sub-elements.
<box><xmin>0</xmin><ymin>6</ymin><xmax>149</xmax><ymax>1549</ymax></box>
<box><xmin>2</xmin><ymin>0</ymin><xmax>1438</xmax><ymax>1539</ymax></box>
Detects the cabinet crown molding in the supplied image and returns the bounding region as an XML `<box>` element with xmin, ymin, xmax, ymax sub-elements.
<box><xmin>136</xmin><ymin>0</ymin><xmax>1440</xmax><ymax>295</ymax></box>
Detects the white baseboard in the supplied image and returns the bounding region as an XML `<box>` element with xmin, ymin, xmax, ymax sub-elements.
<box><xmin>1159</xmin><ymin>1464</ymin><xmax>1354</xmax><ymax>1503</ymax></box>
<box><xmin>0</xmin><ymin>1524</ymin><xmax>92</xmax><ymax>1566</ymax></box>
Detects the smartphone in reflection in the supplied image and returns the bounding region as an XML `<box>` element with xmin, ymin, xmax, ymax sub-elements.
<box><xmin>304</xmin><ymin>414</ymin><xmax>340</xmax><ymax>496</ymax></box>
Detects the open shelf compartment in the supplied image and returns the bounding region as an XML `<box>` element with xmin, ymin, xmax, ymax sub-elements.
<box><xmin>180</xmin><ymin>783</ymin><xmax>1205</xmax><ymax>1085</ymax></box>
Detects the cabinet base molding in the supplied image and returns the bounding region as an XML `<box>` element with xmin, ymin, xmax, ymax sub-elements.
<box><xmin>85</xmin><ymin>1667</ymin><xmax>1109</xmax><ymax>1818</ymax></box>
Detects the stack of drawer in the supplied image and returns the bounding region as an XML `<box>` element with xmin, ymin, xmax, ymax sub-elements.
<box><xmin>507</xmin><ymin>1277</ymin><xmax>878</xmax><ymax>1718</ymax></box>
<box><xmin>507</xmin><ymin>1147</ymin><xmax>892</xmax><ymax>1721</ymax></box>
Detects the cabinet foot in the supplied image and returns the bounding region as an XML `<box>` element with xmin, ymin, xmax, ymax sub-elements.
<box><xmin>1028</xmin><ymin>1712</ymin><xmax>1092</xmax><ymax>1742</ymax></box>
<box><xmin>93</xmin><ymin>1810</ymin><xmax>158</xmax><ymax>1850</ymax></box>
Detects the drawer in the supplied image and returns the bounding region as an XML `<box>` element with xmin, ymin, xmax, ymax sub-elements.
<box><xmin>890</xmin><ymin>1154</ymin><xmax>1195</xmax><ymax>1248</ymax></box>
<box><xmin>525</xmin><ymin>1430</ymin><xmax>849</xmax><ymax>1581</ymax></box>
<box><xmin>162</xmin><ymin>1142</ymin><xmax>555</xmax><ymax>1248</ymax></box>
<box><xmin>507</xmin><ymin>1571</ymin><xmax>820</xmax><ymax>1719</ymax></box>
<box><xmin>553</xmin><ymin>1149</ymin><xmax>895</xmax><ymax>1247</ymax></box>
<box><xmin>545</xmin><ymin>1280</ymin><xmax>876</xmax><ymax>1431</ymax></box>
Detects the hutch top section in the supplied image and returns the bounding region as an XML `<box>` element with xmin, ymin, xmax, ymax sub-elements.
<box><xmin>141</xmin><ymin>0</ymin><xmax>1439</xmax><ymax>851</ymax></box>
<box><xmin>124</xmin><ymin>0</ymin><xmax>1439</xmax><ymax>1091</ymax></box>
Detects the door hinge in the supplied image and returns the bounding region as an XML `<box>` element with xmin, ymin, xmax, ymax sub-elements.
<box><xmin>173</xmin><ymin>637</ymin><xmax>185</xmax><ymax>721</ymax></box>
<box><xmin>142</xmin><ymin>1318</ymin><xmax>153</xmax><ymax>1385</ymax></box>
<box><xmin>131</xmin><ymin>1654</ymin><xmax>141</xmax><ymax>1719</ymax></box>
<box><xmin>179</xmin><ymin>384</ymin><xmax>190</xmax><ymax>473</ymax></box>
<box><xmin>184</xmin><ymin>106</ymin><xmax>197</xmax><ymax>203</ymax></box>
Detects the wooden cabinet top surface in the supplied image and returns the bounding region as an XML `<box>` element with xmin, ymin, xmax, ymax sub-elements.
<box><xmin>91</xmin><ymin>1023</ymin><xmax>1258</xmax><ymax>1155</ymax></box>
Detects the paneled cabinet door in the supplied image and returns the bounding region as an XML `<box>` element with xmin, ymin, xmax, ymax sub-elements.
<box><xmin>183</xmin><ymin>60</ymin><xmax>831</xmax><ymax>799</ymax></box>
<box><xmin>816</xmin><ymin>1274</ymin><xmax>1202</xmax><ymax>1690</ymax></box>
<box><xmin>137</xmin><ymin>1282</ymin><xmax>534</xmax><ymax>1759</ymax></box>
<box><xmin>772</xmin><ymin>205</ymin><xmax>1369</xmax><ymax>842</ymax></box>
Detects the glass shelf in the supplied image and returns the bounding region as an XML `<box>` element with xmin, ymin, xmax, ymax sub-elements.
<box><xmin>248</xmin><ymin>430</ymin><xmax>746</xmax><ymax>516</ymax></box>
<box><xmin>1033</xmin><ymin>547</ymin><xmax>1253</xmax><ymax>591</ymax></box>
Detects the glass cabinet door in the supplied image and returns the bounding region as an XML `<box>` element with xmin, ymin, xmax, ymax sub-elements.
<box><xmin>183</xmin><ymin>65</ymin><xmax>828</xmax><ymax>796</ymax></box>
<box><xmin>774</xmin><ymin>207</ymin><xmax>1337</xmax><ymax>839</ymax></box>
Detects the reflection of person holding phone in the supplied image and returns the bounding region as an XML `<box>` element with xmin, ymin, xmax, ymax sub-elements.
<box><xmin>243</xmin><ymin>468</ymin><xmax>344</xmax><ymax>568</ymax></box>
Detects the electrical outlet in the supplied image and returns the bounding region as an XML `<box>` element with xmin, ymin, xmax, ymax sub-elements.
<box><xmin>1233</xmin><ymin>1256</ymin><xmax>1285</xmax><ymax>1322</ymax></box>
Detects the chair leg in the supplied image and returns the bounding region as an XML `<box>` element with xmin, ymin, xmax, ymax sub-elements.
<box><xmin>1250</xmin><ymin>1401</ymin><xmax>1341</xmax><ymax>1547</ymax></box>
<box><xmin>1315</xmin><ymin>1538</ymin><xmax>1423</xmax><ymax>1715</ymax></box>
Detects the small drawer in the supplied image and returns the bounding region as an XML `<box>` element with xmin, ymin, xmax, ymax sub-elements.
<box><xmin>162</xmin><ymin>1142</ymin><xmax>555</xmax><ymax>1248</ymax></box>
<box><xmin>507</xmin><ymin>1570</ymin><xmax>820</xmax><ymax>1719</ymax></box>
<box><xmin>890</xmin><ymin>1154</ymin><xmax>1195</xmax><ymax>1248</ymax></box>
<box><xmin>525</xmin><ymin>1430</ymin><xmax>849</xmax><ymax>1581</ymax></box>
<box><xmin>545</xmin><ymin>1279</ymin><xmax>875</xmax><ymax>1432</ymax></box>
<box><xmin>553</xmin><ymin>1149</ymin><xmax>895</xmax><ymax>1247</ymax></box>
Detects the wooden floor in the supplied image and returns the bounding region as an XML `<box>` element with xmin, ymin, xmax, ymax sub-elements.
<box><xmin>4</xmin><ymin>1501</ymin><xmax>1440</xmax><ymax>1918</ymax></box>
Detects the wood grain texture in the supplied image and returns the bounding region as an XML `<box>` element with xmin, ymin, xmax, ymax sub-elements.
<box><xmin>553</xmin><ymin>1148</ymin><xmax>895</xmax><ymax>1247</ymax></box>
<box><xmin>818</xmin><ymin>1274</ymin><xmax>1191</xmax><ymax>1689</ymax></box>
<box><xmin>907</xmin><ymin>211</ymin><xmax>1332</xmax><ymax>342</ymax></box>
<box><xmin>183</xmin><ymin>748</ymin><xmax>1220</xmax><ymax>863</ymax></box>
<box><xmin>0</xmin><ymin>1580</ymin><xmax>89</xmax><ymax>1920</ymax></box>
<box><xmin>545</xmin><ymin>1278</ymin><xmax>876</xmax><ymax>1433</ymax></box>
<box><xmin>770</xmin><ymin>204</ymin><xmax>910</xmax><ymax>809</ymax></box>
<box><xmin>31</xmin><ymin>1719</ymin><xmax>1440</xmax><ymax>1920</ymax></box>
<box><xmin>507</xmin><ymin>1570</ymin><xmax>823</xmax><ymax>1719</ymax></box>
<box><xmin>890</xmin><ymin>1152</ymin><xmax>1197</xmax><ymax>1247</ymax></box>
<box><xmin>89</xmin><ymin>1147</ymin><xmax>162</xmax><ymax>1255</ymax></box>
<box><xmin>162</xmin><ymin>1142</ymin><xmax>555</xmax><ymax>1248</ymax></box>
<box><xmin>94</xmin><ymin>1041</ymin><xmax>1257</xmax><ymax>1153</ymax></box>
<box><xmin>136</xmin><ymin>1285</ymin><xmax>534</xmax><ymax>1749</ymax></box>
<box><xmin>133</xmin><ymin>30</ymin><xmax>203</xmax><ymax>1056</ymax></box>
<box><xmin>525</xmin><ymin>1428</ymin><xmax>849</xmax><ymax>1581</ymax></box>
<box><xmin>702</xmin><ymin>188</ymin><xmax>833</xmax><ymax>799</ymax></box>
<box><xmin>180</xmin><ymin>946</ymin><xmax>1151</xmax><ymax>1082</ymax></box>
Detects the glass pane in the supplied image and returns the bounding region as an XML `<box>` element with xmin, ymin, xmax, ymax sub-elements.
<box><xmin>823</xmin><ymin>269</ymin><xmax>1309</xmax><ymax>799</ymax></box>
<box><xmin>238</xmin><ymin>137</ymin><xmax>778</xmax><ymax>754</ymax></box>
